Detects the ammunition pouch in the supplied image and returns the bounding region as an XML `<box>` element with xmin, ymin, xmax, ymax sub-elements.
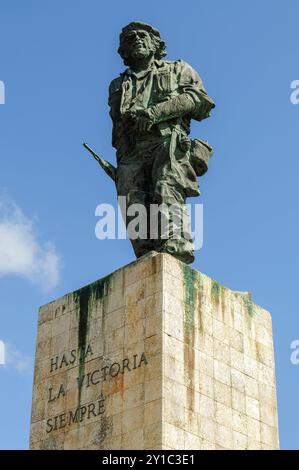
<box><xmin>189</xmin><ymin>139</ymin><xmax>213</xmax><ymax>176</ymax></box>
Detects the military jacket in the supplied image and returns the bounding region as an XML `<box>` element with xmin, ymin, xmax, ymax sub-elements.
<box><xmin>108</xmin><ymin>59</ymin><xmax>214</xmax><ymax>151</ymax></box>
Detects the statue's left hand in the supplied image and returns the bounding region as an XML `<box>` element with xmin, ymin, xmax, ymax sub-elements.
<box><xmin>135</xmin><ymin>109</ymin><xmax>154</xmax><ymax>133</ymax></box>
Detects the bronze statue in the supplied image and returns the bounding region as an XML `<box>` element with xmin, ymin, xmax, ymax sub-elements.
<box><xmin>85</xmin><ymin>21</ymin><xmax>215</xmax><ymax>264</ymax></box>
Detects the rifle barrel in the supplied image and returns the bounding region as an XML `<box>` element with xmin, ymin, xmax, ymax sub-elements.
<box><xmin>83</xmin><ymin>142</ymin><xmax>99</xmax><ymax>160</ymax></box>
<box><xmin>82</xmin><ymin>142</ymin><xmax>116</xmax><ymax>182</ymax></box>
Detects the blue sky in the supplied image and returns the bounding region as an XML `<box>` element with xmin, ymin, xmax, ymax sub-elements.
<box><xmin>0</xmin><ymin>0</ymin><xmax>298</xmax><ymax>449</ymax></box>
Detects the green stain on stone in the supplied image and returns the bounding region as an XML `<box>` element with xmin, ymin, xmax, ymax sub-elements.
<box><xmin>211</xmin><ymin>281</ymin><xmax>227</xmax><ymax>321</ymax></box>
<box><xmin>73</xmin><ymin>274</ymin><xmax>112</xmax><ymax>404</ymax></box>
<box><xmin>244</xmin><ymin>296</ymin><xmax>254</xmax><ymax>317</ymax></box>
<box><xmin>211</xmin><ymin>281</ymin><xmax>221</xmax><ymax>303</ymax></box>
<box><xmin>73</xmin><ymin>285</ymin><xmax>91</xmax><ymax>405</ymax></box>
<box><xmin>182</xmin><ymin>265</ymin><xmax>197</xmax><ymax>329</ymax></box>
<box><xmin>91</xmin><ymin>275</ymin><xmax>111</xmax><ymax>302</ymax></box>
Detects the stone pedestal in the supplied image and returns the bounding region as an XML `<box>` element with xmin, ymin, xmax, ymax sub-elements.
<box><xmin>30</xmin><ymin>252</ymin><xmax>279</xmax><ymax>450</ymax></box>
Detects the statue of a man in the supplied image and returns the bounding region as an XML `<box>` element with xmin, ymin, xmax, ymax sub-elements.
<box><xmin>108</xmin><ymin>21</ymin><xmax>215</xmax><ymax>264</ymax></box>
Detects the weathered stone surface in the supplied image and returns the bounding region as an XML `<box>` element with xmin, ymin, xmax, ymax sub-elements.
<box><xmin>30</xmin><ymin>252</ymin><xmax>279</xmax><ymax>450</ymax></box>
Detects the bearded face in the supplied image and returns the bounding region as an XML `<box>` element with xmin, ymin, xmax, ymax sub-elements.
<box><xmin>120</xmin><ymin>29</ymin><xmax>156</xmax><ymax>65</ymax></box>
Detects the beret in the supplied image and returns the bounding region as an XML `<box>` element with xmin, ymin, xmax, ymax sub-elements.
<box><xmin>120</xmin><ymin>21</ymin><xmax>161</xmax><ymax>39</ymax></box>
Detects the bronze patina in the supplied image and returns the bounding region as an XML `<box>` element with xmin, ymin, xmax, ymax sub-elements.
<box><xmin>85</xmin><ymin>21</ymin><xmax>215</xmax><ymax>264</ymax></box>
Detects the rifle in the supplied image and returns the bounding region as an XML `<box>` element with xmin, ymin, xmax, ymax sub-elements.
<box><xmin>83</xmin><ymin>143</ymin><xmax>116</xmax><ymax>182</ymax></box>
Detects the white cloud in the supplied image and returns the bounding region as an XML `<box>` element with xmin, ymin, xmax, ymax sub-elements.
<box><xmin>0</xmin><ymin>340</ymin><xmax>5</xmax><ymax>365</ymax></box>
<box><xmin>0</xmin><ymin>341</ymin><xmax>33</xmax><ymax>375</ymax></box>
<box><xmin>0</xmin><ymin>196</ymin><xmax>60</xmax><ymax>291</ymax></box>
